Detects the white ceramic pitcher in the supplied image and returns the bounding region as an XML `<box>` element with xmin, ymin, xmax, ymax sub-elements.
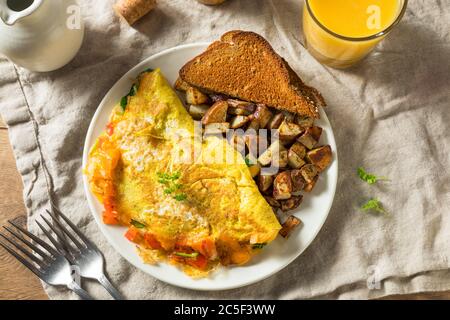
<box><xmin>0</xmin><ymin>0</ymin><xmax>84</xmax><ymax>72</ymax></box>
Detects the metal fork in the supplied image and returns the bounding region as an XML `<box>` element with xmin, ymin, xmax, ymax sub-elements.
<box><xmin>41</xmin><ymin>207</ymin><xmax>124</xmax><ymax>300</ymax></box>
<box><xmin>0</xmin><ymin>219</ymin><xmax>93</xmax><ymax>300</ymax></box>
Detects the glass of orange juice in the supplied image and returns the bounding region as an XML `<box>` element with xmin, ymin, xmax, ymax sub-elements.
<box><xmin>303</xmin><ymin>0</ymin><xmax>408</xmax><ymax>68</ymax></box>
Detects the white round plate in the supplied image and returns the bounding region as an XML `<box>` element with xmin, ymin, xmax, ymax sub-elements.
<box><xmin>82</xmin><ymin>43</ymin><xmax>338</xmax><ymax>291</ymax></box>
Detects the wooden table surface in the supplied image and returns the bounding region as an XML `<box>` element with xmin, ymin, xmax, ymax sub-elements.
<box><xmin>0</xmin><ymin>117</ymin><xmax>448</xmax><ymax>300</ymax></box>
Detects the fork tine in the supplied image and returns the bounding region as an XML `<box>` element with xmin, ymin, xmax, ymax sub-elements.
<box><xmin>8</xmin><ymin>219</ymin><xmax>59</xmax><ymax>256</ymax></box>
<box><xmin>40</xmin><ymin>215</ymin><xmax>74</xmax><ymax>250</ymax></box>
<box><xmin>0</xmin><ymin>238</ymin><xmax>43</xmax><ymax>279</ymax></box>
<box><xmin>35</xmin><ymin>220</ymin><xmax>66</xmax><ymax>254</ymax></box>
<box><xmin>50</xmin><ymin>207</ymin><xmax>93</xmax><ymax>246</ymax></box>
<box><xmin>45</xmin><ymin>210</ymin><xmax>84</xmax><ymax>250</ymax></box>
<box><xmin>0</xmin><ymin>233</ymin><xmax>45</xmax><ymax>266</ymax></box>
<box><xmin>3</xmin><ymin>225</ymin><xmax>52</xmax><ymax>261</ymax></box>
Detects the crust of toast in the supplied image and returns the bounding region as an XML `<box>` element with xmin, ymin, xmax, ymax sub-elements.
<box><xmin>180</xmin><ymin>31</ymin><xmax>325</xmax><ymax>118</ymax></box>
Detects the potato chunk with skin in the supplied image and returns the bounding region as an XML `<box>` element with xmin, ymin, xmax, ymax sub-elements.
<box><xmin>307</xmin><ymin>145</ymin><xmax>332</xmax><ymax>172</ymax></box>
<box><xmin>290</xmin><ymin>169</ymin><xmax>306</xmax><ymax>192</ymax></box>
<box><xmin>273</xmin><ymin>171</ymin><xmax>293</xmax><ymax>200</ymax></box>
<box><xmin>248</xmin><ymin>163</ymin><xmax>261</xmax><ymax>178</ymax></box>
<box><xmin>253</xmin><ymin>104</ymin><xmax>273</xmax><ymax>128</ymax></box>
<box><xmin>204</xmin><ymin>122</ymin><xmax>230</xmax><ymax>133</ymax></box>
<box><xmin>264</xmin><ymin>196</ymin><xmax>281</xmax><ymax>208</ymax></box>
<box><xmin>230</xmin><ymin>115</ymin><xmax>250</xmax><ymax>129</ymax></box>
<box><xmin>268</xmin><ymin>113</ymin><xmax>285</xmax><ymax>130</ymax></box>
<box><xmin>280</xmin><ymin>195</ymin><xmax>303</xmax><ymax>212</ymax></box>
<box><xmin>279</xmin><ymin>215</ymin><xmax>302</xmax><ymax>238</ymax></box>
<box><xmin>300</xmin><ymin>164</ymin><xmax>318</xmax><ymax>183</ymax></box>
<box><xmin>202</xmin><ymin>101</ymin><xmax>228</xmax><ymax>124</ymax></box>
<box><xmin>304</xmin><ymin>175</ymin><xmax>318</xmax><ymax>192</ymax></box>
<box><xmin>189</xmin><ymin>104</ymin><xmax>210</xmax><ymax>120</ymax></box>
<box><xmin>174</xmin><ymin>77</ymin><xmax>191</xmax><ymax>92</ymax></box>
<box><xmin>186</xmin><ymin>86</ymin><xmax>209</xmax><ymax>105</ymax></box>
<box><xmin>227</xmin><ymin>99</ymin><xmax>256</xmax><ymax>115</ymax></box>
<box><xmin>258</xmin><ymin>174</ymin><xmax>274</xmax><ymax>192</ymax></box>
<box><xmin>295</xmin><ymin>115</ymin><xmax>314</xmax><ymax>128</ymax></box>
<box><xmin>258</xmin><ymin>141</ymin><xmax>283</xmax><ymax>166</ymax></box>
<box><xmin>288</xmin><ymin>149</ymin><xmax>306</xmax><ymax>169</ymax></box>
<box><xmin>278</xmin><ymin>120</ymin><xmax>304</xmax><ymax>142</ymax></box>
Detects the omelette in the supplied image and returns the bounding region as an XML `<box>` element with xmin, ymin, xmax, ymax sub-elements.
<box><xmin>86</xmin><ymin>69</ymin><xmax>281</xmax><ymax>276</ymax></box>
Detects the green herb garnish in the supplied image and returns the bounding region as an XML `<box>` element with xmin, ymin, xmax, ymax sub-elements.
<box><xmin>174</xmin><ymin>252</ymin><xmax>199</xmax><ymax>259</ymax></box>
<box><xmin>173</xmin><ymin>193</ymin><xmax>187</xmax><ymax>202</ymax></box>
<box><xmin>120</xmin><ymin>83</ymin><xmax>140</xmax><ymax>112</ymax></box>
<box><xmin>358</xmin><ymin>167</ymin><xmax>389</xmax><ymax>185</ymax></box>
<box><xmin>141</xmin><ymin>67</ymin><xmax>154</xmax><ymax>73</ymax></box>
<box><xmin>245</xmin><ymin>157</ymin><xmax>252</xmax><ymax>167</ymax></box>
<box><xmin>252</xmin><ymin>243</ymin><xmax>267</xmax><ymax>249</ymax></box>
<box><xmin>157</xmin><ymin>172</ymin><xmax>186</xmax><ymax>201</ymax></box>
<box><xmin>130</xmin><ymin>219</ymin><xmax>146</xmax><ymax>228</ymax></box>
<box><xmin>361</xmin><ymin>198</ymin><xmax>388</xmax><ymax>215</ymax></box>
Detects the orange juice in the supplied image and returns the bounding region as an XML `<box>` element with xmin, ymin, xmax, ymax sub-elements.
<box><xmin>303</xmin><ymin>0</ymin><xmax>406</xmax><ymax>68</ymax></box>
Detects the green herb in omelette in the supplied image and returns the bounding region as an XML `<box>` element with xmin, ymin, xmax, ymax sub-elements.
<box><xmin>120</xmin><ymin>83</ymin><xmax>140</xmax><ymax>112</ymax></box>
<box><xmin>157</xmin><ymin>172</ymin><xmax>186</xmax><ymax>201</ymax></box>
<box><xmin>361</xmin><ymin>198</ymin><xmax>388</xmax><ymax>215</ymax></box>
<box><xmin>174</xmin><ymin>252</ymin><xmax>199</xmax><ymax>259</ymax></box>
<box><xmin>245</xmin><ymin>157</ymin><xmax>252</xmax><ymax>167</ymax></box>
<box><xmin>173</xmin><ymin>193</ymin><xmax>187</xmax><ymax>202</ymax></box>
<box><xmin>252</xmin><ymin>243</ymin><xmax>267</xmax><ymax>249</ymax></box>
<box><xmin>130</xmin><ymin>219</ymin><xmax>146</xmax><ymax>229</ymax></box>
<box><xmin>358</xmin><ymin>167</ymin><xmax>389</xmax><ymax>185</ymax></box>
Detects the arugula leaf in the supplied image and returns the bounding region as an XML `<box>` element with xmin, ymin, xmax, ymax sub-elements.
<box><xmin>252</xmin><ymin>243</ymin><xmax>267</xmax><ymax>249</ymax></box>
<box><xmin>361</xmin><ymin>198</ymin><xmax>388</xmax><ymax>215</ymax></box>
<box><xmin>174</xmin><ymin>252</ymin><xmax>199</xmax><ymax>259</ymax></box>
<box><xmin>120</xmin><ymin>83</ymin><xmax>140</xmax><ymax>112</ymax></box>
<box><xmin>130</xmin><ymin>219</ymin><xmax>146</xmax><ymax>228</ymax></box>
<box><xmin>142</xmin><ymin>67</ymin><xmax>154</xmax><ymax>73</ymax></box>
<box><xmin>358</xmin><ymin>167</ymin><xmax>389</xmax><ymax>185</ymax></box>
<box><xmin>173</xmin><ymin>193</ymin><xmax>187</xmax><ymax>202</ymax></box>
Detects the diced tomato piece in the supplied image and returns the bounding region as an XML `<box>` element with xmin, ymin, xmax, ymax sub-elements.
<box><xmin>201</xmin><ymin>238</ymin><xmax>217</xmax><ymax>260</ymax></box>
<box><xmin>102</xmin><ymin>210</ymin><xmax>119</xmax><ymax>225</ymax></box>
<box><xmin>106</xmin><ymin>122</ymin><xmax>114</xmax><ymax>136</ymax></box>
<box><xmin>186</xmin><ymin>254</ymin><xmax>208</xmax><ymax>270</ymax></box>
<box><xmin>144</xmin><ymin>233</ymin><xmax>163</xmax><ymax>250</ymax></box>
<box><xmin>125</xmin><ymin>227</ymin><xmax>141</xmax><ymax>243</ymax></box>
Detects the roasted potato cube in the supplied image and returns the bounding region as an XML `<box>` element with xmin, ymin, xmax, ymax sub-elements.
<box><xmin>290</xmin><ymin>169</ymin><xmax>306</xmax><ymax>192</ymax></box>
<box><xmin>253</xmin><ymin>104</ymin><xmax>273</xmax><ymax>128</ymax></box>
<box><xmin>275</xmin><ymin>150</ymin><xmax>289</xmax><ymax>168</ymax></box>
<box><xmin>186</xmin><ymin>86</ymin><xmax>209</xmax><ymax>105</ymax></box>
<box><xmin>308</xmin><ymin>126</ymin><xmax>323</xmax><ymax>142</ymax></box>
<box><xmin>174</xmin><ymin>77</ymin><xmax>191</xmax><ymax>92</ymax></box>
<box><xmin>258</xmin><ymin>174</ymin><xmax>274</xmax><ymax>192</ymax></box>
<box><xmin>264</xmin><ymin>196</ymin><xmax>281</xmax><ymax>208</ymax></box>
<box><xmin>258</xmin><ymin>141</ymin><xmax>283</xmax><ymax>166</ymax></box>
<box><xmin>230</xmin><ymin>115</ymin><xmax>250</xmax><ymax>129</ymax></box>
<box><xmin>300</xmin><ymin>164</ymin><xmax>318</xmax><ymax>184</ymax></box>
<box><xmin>227</xmin><ymin>99</ymin><xmax>256</xmax><ymax>115</ymax></box>
<box><xmin>189</xmin><ymin>104</ymin><xmax>210</xmax><ymax>120</ymax></box>
<box><xmin>202</xmin><ymin>101</ymin><xmax>228</xmax><ymax>124</ymax></box>
<box><xmin>290</xmin><ymin>142</ymin><xmax>306</xmax><ymax>159</ymax></box>
<box><xmin>210</xmin><ymin>93</ymin><xmax>228</xmax><ymax>102</ymax></box>
<box><xmin>247</xmin><ymin>119</ymin><xmax>260</xmax><ymax>130</ymax></box>
<box><xmin>304</xmin><ymin>175</ymin><xmax>319</xmax><ymax>192</ymax></box>
<box><xmin>245</xmin><ymin>133</ymin><xmax>267</xmax><ymax>158</ymax></box>
<box><xmin>268</xmin><ymin>113</ymin><xmax>285</xmax><ymax>130</ymax></box>
<box><xmin>280</xmin><ymin>195</ymin><xmax>303</xmax><ymax>212</ymax></box>
<box><xmin>278</xmin><ymin>120</ymin><xmax>303</xmax><ymax>142</ymax></box>
<box><xmin>279</xmin><ymin>215</ymin><xmax>302</xmax><ymax>238</ymax></box>
<box><xmin>273</xmin><ymin>171</ymin><xmax>293</xmax><ymax>200</ymax></box>
<box><xmin>248</xmin><ymin>163</ymin><xmax>261</xmax><ymax>178</ymax></box>
<box><xmin>297</xmin><ymin>128</ymin><xmax>319</xmax><ymax>149</ymax></box>
<box><xmin>282</xmin><ymin>111</ymin><xmax>296</xmax><ymax>122</ymax></box>
<box><xmin>295</xmin><ymin>115</ymin><xmax>314</xmax><ymax>128</ymax></box>
<box><xmin>306</xmin><ymin>145</ymin><xmax>332</xmax><ymax>172</ymax></box>
<box><xmin>204</xmin><ymin>122</ymin><xmax>230</xmax><ymax>134</ymax></box>
<box><xmin>288</xmin><ymin>149</ymin><xmax>306</xmax><ymax>169</ymax></box>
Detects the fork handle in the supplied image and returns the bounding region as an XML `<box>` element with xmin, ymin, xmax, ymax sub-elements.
<box><xmin>67</xmin><ymin>281</ymin><xmax>94</xmax><ymax>300</ymax></box>
<box><xmin>98</xmin><ymin>274</ymin><xmax>125</xmax><ymax>300</ymax></box>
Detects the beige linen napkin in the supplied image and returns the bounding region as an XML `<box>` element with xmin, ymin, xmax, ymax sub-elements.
<box><xmin>0</xmin><ymin>0</ymin><xmax>449</xmax><ymax>299</ymax></box>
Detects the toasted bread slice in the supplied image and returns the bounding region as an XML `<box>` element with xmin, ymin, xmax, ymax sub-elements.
<box><xmin>179</xmin><ymin>31</ymin><xmax>325</xmax><ymax>118</ymax></box>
